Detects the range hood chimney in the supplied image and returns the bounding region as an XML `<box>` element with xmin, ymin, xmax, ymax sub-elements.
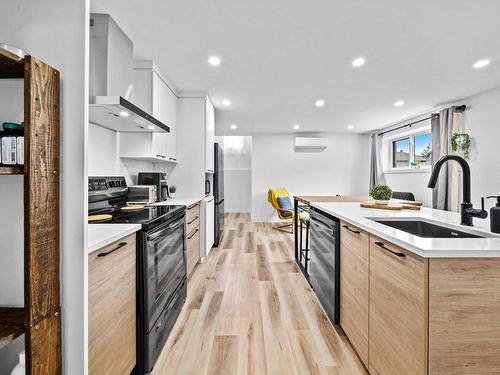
<box><xmin>89</xmin><ymin>13</ymin><xmax>169</xmax><ymax>133</ymax></box>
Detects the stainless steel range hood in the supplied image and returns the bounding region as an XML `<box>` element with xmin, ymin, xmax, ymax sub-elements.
<box><xmin>89</xmin><ymin>96</ymin><xmax>170</xmax><ymax>133</ymax></box>
<box><xmin>89</xmin><ymin>13</ymin><xmax>169</xmax><ymax>133</ymax></box>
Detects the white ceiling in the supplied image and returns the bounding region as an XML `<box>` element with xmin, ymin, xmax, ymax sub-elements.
<box><xmin>91</xmin><ymin>0</ymin><xmax>500</xmax><ymax>135</ymax></box>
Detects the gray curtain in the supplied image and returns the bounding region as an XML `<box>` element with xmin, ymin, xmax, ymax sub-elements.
<box><xmin>431</xmin><ymin>107</ymin><xmax>463</xmax><ymax>210</ymax></box>
<box><xmin>369</xmin><ymin>133</ymin><xmax>385</xmax><ymax>191</ymax></box>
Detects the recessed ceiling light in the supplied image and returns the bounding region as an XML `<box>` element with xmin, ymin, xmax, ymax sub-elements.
<box><xmin>230</xmin><ymin>124</ymin><xmax>237</xmax><ymax>130</ymax></box>
<box><xmin>222</xmin><ymin>99</ymin><xmax>231</xmax><ymax>106</ymax></box>
<box><xmin>352</xmin><ymin>57</ymin><xmax>366</xmax><ymax>68</ymax></box>
<box><xmin>394</xmin><ymin>100</ymin><xmax>405</xmax><ymax>107</ymax></box>
<box><xmin>347</xmin><ymin>125</ymin><xmax>354</xmax><ymax>130</ymax></box>
<box><xmin>147</xmin><ymin>126</ymin><xmax>155</xmax><ymax>130</ymax></box>
<box><xmin>119</xmin><ymin>111</ymin><xmax>129</xmax><ymax>117</ymax></box>
<box><xmin>293</xmin><ymin>124</ymin><xmax>300</xmax><ymax>130</ymax></box>
<box><xmin>208</xmin><ymin>55</ymin><xmax>221</xmax><ymax>66</ymax></box>
<box><xmin>315</xmin><ymin>99</ymin><xmax>325</xmax><ymax>107</ymax></box>
<box><xmin>473</xmin><ymin>58</ymin><xmax>491</xmax><ymax>69</ymax></box>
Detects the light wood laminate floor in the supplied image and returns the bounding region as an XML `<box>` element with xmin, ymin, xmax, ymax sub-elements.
<box><xmin>151</xmin><ymin>213</ymin><xmax>366</xmax><ymax>375</ymax></box>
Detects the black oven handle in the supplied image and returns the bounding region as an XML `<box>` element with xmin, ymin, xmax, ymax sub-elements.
<box><xmin>147</xmin><ymin>216</ymin><xmax>185</xmax><ymax>240</ymax></box>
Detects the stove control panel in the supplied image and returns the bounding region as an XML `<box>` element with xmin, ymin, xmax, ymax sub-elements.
<box><xmin>88</xmin><ymin>177</ymin><xmax>127</xmax><ymax>192</ymax></box>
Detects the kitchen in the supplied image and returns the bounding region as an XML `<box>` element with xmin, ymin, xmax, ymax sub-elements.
<box><xmin>1</xmin><ymin>1</ymin><xmax>500</xmax><ymax>374</ymax></box>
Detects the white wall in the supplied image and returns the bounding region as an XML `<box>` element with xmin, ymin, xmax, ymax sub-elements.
<box><xmin>251</xmin><ymin>133</ymin><xmax>370</xmax><ymax>222</ymax></box>
<box><xmin>381</xmin><ymin>86</ymin><xmax>500</xmax><ymax>211</ymax></box>
<box><xmin>0</xmin><ymin>1</ymin><xmax>89</xmax><ymax>374</ymax></box>
<box><xmin>88</xmin><ymin>123</ymin><xmax>175</xmax><ymax>184</ymax></box>
<box><xmin>217</xmin><ymin>136</ymin><xmax>252</xmax><ymax>213</ymax></box>
<box><xmin>465</xmin><ymin>87</ymin><xmax>500</xmax><ymax>212</ymax></box>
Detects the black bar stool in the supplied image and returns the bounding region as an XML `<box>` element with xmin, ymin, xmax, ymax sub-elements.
<box><xmin>299</xmin><ymin>216</ymin><xmax>310</xmax><ymax>272</ymax></box>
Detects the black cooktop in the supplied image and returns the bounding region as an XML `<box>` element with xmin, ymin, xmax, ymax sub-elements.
<box><xmin>89</xmin><ymin>205</ymin><xmax>185</xmax><ymax>230</ymax></box>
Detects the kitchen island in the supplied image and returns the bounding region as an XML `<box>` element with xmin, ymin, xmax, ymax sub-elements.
<box><xmin>311</xmin><ymin>202</ymin><xmax>500</xmax><ymax>374</ymax></box>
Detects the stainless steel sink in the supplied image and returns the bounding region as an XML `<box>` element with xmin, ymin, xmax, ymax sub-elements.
<box><xmin>370</xmin><ymin>218</ymin><xmax>496</xmax><ymax>238</ymax></box>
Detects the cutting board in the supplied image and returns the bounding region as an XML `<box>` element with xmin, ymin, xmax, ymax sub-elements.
<box><xmin>360</xmin><ymin>201</ymin><xmax>421</xmax><ymax>211</ymax></box>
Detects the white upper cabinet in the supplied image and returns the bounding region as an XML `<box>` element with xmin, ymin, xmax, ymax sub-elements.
<box><xmin>205</xmin><ymin>98</ymin><xmax>215</xmax><ymax>173</ymax></box>
<box><xmin>120</xmin><ymin>61</ymin><xmax>177</xmax><ymax>163</ymax></box>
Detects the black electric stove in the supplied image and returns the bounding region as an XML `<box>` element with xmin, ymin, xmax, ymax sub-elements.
<box><xmin>88</xmin><ymin>176</ymin><xmax>187</xmax><ymax>374</ymax></box>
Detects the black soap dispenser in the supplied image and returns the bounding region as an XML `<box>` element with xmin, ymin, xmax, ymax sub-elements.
<box><xmin>486</xmin><ymin>196</ymin><xmax>500</xmax><ymax>234</ymax></box>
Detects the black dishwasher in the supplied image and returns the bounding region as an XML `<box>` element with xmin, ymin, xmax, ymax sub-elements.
<box><xmin>309</xmin><ymin>206</ymin><xmax>340</xmax><ymax>324</ymax></box>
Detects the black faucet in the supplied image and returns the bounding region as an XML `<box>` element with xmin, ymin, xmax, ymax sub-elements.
<box><xmin>427</xmin><ymin>155</ymin><xmax>487</xmax><ymax>226</ymax></box>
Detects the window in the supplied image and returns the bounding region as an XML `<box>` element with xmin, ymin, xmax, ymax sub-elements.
<box><xmin>391</xmin><ymin>132</ymin><xmax>432</xmax><ymax>169</ymax></box>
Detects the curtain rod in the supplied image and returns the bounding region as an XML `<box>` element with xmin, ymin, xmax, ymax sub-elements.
<box><xmin>377</xmin><ymin>105</ymin><xmax>466</xmax><ymax>136</ymax></box>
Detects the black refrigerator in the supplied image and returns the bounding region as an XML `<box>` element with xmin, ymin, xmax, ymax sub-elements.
<box><xmin>214</xmin><ymin>143</ymin><xmax>225</xmax><ymax>246</ymax></box>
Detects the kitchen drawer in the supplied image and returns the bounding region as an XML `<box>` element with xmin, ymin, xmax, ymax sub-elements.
<box><xmin>89</xmin><ymin>234</ymin><xmax>136</xmax><ymax>375</ymax></box>
<box><xmin>186</xmin><ymin>227</ymin><xmax>200</xmax><ymax>277</ymax></box>
<box><xmin>340</xmin><ymin>221</ymin><xmax>369</xmax><ymax>366</ymax></box>
<box><xmin>187</xmin><ymin>215</ymin><xmax>200</xmax><ymax>235</ymax></box>
<box><xmin>369</xmin><ymin>235</ymin><xmax>428</xmax><ymax>375</ymax></box>
<box><xmin>186</xmin><ymin>202</ymin><xmax>200</xmax><ymax>224</ymax></box>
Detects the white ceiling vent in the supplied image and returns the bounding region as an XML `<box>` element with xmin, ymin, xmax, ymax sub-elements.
<box><xmin>294</xmin><ymin>137</ymin><xmax>328</xmax><ymax>152</ymax></box>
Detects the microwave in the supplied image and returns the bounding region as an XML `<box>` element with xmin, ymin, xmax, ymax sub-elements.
<box><xmin>128</xmin><ymin>185</ymin><xmax>157</xmax><ymax>204</ymax></box>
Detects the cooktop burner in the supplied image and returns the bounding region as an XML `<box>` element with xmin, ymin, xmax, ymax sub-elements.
<box><xmin>89</xmin><ymin>205</ymin><xmax>185</xmax><ymax>230</ymax></box>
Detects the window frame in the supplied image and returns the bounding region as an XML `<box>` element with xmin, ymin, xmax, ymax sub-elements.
<box><xmin>389</xmin><ymin>130</ymin><xmax>432</xmax><ymax>171</ymax></box>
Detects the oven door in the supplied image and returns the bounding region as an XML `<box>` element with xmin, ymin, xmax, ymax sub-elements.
<box><xmin>144</xmin><ymin>212</ymin><xmax>186</xmax><ymax>330</ymax></box>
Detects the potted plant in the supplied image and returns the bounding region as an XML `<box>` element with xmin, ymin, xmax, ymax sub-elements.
<box><xmin>169</xmin><ymin>185</ymin><xmax>177</xmax><ymax>199</ymax></box>
<box><xmin>451</xmin><ymin>133</ymin><xmax>471</xmax><ymax>160</ymax></box>
<box><xmin>370</xmin><ymin>184</ymin><xmax>393</xmax><ymax>205</ymax></box>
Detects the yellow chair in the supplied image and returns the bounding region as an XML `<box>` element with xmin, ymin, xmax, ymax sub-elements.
<box><xmin>267</xmin><ymin>187</ymin><xmax>307</xmax><ymax>233</ymax></box>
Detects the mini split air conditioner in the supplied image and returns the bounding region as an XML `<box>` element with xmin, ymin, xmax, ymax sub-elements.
<box><xmin>294</xmin><ymin>137</ymin><xmax>328</xmax><ymax>152</ymax></box>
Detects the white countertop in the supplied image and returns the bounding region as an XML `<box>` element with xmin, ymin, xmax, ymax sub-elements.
<box><xmin>311</xmin><ymin>202</ymin><xmax>500</xmax><ymax>258</ymax></box>
<box><xmin>87</xmin><ymin>224</ymin><xmax>141</xmax><ymax>254</ymax></box>
<box><xmin>151</xmin><ymin>198</ymin><xmax>202</xmax><ymax>207</ymax></box>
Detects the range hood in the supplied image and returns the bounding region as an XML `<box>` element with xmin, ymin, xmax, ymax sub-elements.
<box><xmin>89</xmin><ymin>96</ymin><xmax>170</xmax><ymax>133</ymax></box>
<box><xmin>89</xmin><ymin>13</ymin><xmax>169</xmax><ymax>133</ymax></box>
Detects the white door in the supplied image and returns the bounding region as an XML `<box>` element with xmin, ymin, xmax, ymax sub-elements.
<box><xmin>205</xmin><ymin>196</ymin><xmax>215</xmax><ymax>256</ymax></box>
<box><xmin>152</xmin><ymin>72</ymin><xmax>177</xmax><ymax>161</ymax></box>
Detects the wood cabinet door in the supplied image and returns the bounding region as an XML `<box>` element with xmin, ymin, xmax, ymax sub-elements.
<box><xmin>340</xmin><ymin>221</ymin><xmax>370</xmax><ymax>366</ymax></box>
<box><xmin>88</xmin><ymin>234</ymin><xmax>136</xmax><ymax>375</ymax></box>
<box><xmin>186</xmin><ymin>227</ymin><xmax>200</xmax><ymax>277</ymax></box>
<box><xmin>369</xmin><ymin>236</ymin><xmax>428</xmax><ymax>375</ymax></box>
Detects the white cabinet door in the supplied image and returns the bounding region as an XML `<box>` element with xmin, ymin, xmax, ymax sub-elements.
<box><xmin>152</xmin><ymin>72</ymin><xmax>177</xmax><ymax>162</ymax></box>
<box><xmin>205</xmin><ymin>99</ymin><xmax>215</xmax><ymax>173</ymax></box>
<box><xmin>205</xmin><ymin>197</ymin><xmax>215</xmax><ymax>256</ymax></box>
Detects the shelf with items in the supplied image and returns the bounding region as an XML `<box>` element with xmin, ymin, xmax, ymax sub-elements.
<box><xmin>0</xmin><ymin>47</ymin><xmax>61</xmax><ymax>373</ymax></box>
<box><xmin>0</xmin><ymin>307</ymin><xmax>25</xmax><ymax>350</ymax></box>
<box><xmin>0</xmin><ymin>166</ymin><xmax>24</xmax><ymax>175</ymax></box>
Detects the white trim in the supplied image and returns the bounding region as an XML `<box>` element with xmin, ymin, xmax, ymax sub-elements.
<box><xmin>384</xmin><ymin>167</ymin><xmax>431</xmax><ymax>174</ymax></box>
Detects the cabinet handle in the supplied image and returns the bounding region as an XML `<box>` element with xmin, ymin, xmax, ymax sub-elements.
<box><xmin>169</xmin><ymin>157</ymin><xmax>177</xmax><ymax>161</ymax></box>
<box><xmin>98</xmin><ymin>242</ymin><xmax>127</xmax><ymax>257</ymax></box>
<box><xmin>188</xmin><ymin>216</ymin><xmax>199</xmax><ymax>225</ymax></box>
<box><xmin>156</xmin><ymin>154</ymin><xmax>167</xmax><ymax>159</ymax></box>
<box><xmin>342</xmin><ymin>225</ymin><xmax>360</xmax><ymax>234</ymax></box>
<box><xmin>187</xmin><ymin>228</ymin><xmax>199</xmax><ymax>240</ymax></box>
<box><xmin>374</xmin><ymin>241</ymin><xmax>405</xmax><ymax>257</ymax></box>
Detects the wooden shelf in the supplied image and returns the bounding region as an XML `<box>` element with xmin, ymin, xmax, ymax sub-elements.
<box><xmin>0</xmin><ymin>307</ymin><xmax>25</xmax><ymax>350</ymax></box>
<box><xmin>0</xmin><ymin>48</ymin><xmax>24</xmax><ymax>79</ymax></box>
<box><xmin>0</xmin><ymin>166</ymin><xmax>24</xmax><ymax>175</ymax></box>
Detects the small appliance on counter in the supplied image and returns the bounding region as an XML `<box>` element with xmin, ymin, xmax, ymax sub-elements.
<box><xmin>88</xmin><ymin>176</ymin><xmax>186</xmax><ymax>374</ymax></box>
<box><xmin>138</xmin><ymin>172</ymin><xmax>169</xmax><ymax>202</ymax></box>
<box><xmin>487</xmin><ymin>195</ymin><xmax>500</xmax><ymax>234</ymax></box>
<box><xmin>128</xmin><ymin>185</ymin><xmax>157</xmax><ymax>205</ymax></box>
